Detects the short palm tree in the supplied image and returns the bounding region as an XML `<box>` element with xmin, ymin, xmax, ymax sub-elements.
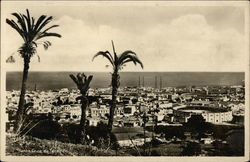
<box><xmin>92</xmin><ymin>40</ymin><xmax>143</xmax><ymax>133</ymax></box>
<box><xmin>6</xmin><ymin>9</ymin><xmax>61</xmax><ymax>133</ymax></box>
<box><xmin>69</xmin><ymin>73</ymin><xmax>93</xmax><ymax>143</ymax></box>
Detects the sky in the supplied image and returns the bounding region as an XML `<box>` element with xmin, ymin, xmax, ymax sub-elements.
<box><xmin>1</xmin><ymin>1</ymin><xmax>249</xmax><ymax>72</ymax></box>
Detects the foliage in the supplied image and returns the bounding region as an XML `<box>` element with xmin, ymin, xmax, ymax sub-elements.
<box><xmin>181</xmin><ymin>142</ymin><xmax>201</xmax><ymax>156</ymax></box>
<box><xmin>51</xmin><ymin>122</ymin><xmax>119</xmax><ymax>150</ymax></box>
<box><xmin>211</xmin><ymin>125</ymin><xmax>228</xmax><ymax>140</ymax></box>
<box><xmin>185</xmin><ymin>114</ymin><xmax>213</xmax><ymax>135</ymax></box>
<box><xmin>92</xmin><ymin>41</ymin><xmax>143</xmax><ymax>71</ymax></box>
<box><xmin>153</xmin><ymin>126</ymin><xmax>186</xmax><ymax>140</ymax></box>
<box><xmin>25</xmin><ymin>118</ymin><xmax>61</xmax><ymax>140</ymax></box>
<box><xmin>211</xmin><ymin>140</ymin><xmax>230</xmax><ymax>156</ymax></box>
<box><xmin>6</xmin><ymin>9</ymin><xmax>61</xmax><ymax>60</ymax></box>
<box><xmin>86</xmin><ymin>122</ymin><xmax>119</xmax><ymax>150</ymax></box>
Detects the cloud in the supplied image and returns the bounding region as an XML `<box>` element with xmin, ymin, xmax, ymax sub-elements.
<box><xmin>3</xmin><ymin>13</ymin><xmax>246</xmax><ymax>72</ymax></box>
<box><xmin>141</xmin><ymin>14</ymin><xmax>246</xmax><ymax>71</ymax></box>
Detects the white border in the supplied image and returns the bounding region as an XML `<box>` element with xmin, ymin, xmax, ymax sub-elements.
<box><xmin>1</xmin><ymin>1</ymin><xmax>249</xmax><ymax>162</ymax></box>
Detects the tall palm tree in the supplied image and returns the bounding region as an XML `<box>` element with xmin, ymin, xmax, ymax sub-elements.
<box><xmin>6</xmin><ymin>9</ymin><xmax>61</xmax><ymax>133</ymax></box>
<box><xmin>92</xmin><ymin>40</ymin><xmax>143</xmax><ymax>133</ymax></box>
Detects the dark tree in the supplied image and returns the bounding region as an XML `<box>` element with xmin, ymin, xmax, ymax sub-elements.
<box><xmin>182</xmin><ymin>142</ymin><xmax>201</xmax><ymax>156</ymax></box>
<box><xmin>185</xmin><ymin>114</ymin><xmax>212</xmax><ymax>135</ymax></box>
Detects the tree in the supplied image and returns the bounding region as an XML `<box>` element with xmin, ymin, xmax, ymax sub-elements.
<box><xmin>185</xmin><ymin>114</ymin><xmax>212</xmax><ymax>139</ymax></box>
<box><xmin>92</xmin><ymin>40</ymin><xmax>143</xmax><ymax>133</ymax></box>
<box><xmin>69</xmin><ymin>73</ymin><xmax>93</xmax><ymax>143</ymax></box>
<box><xmin>6</xmin><ymin>9</ymin><xmax>61</xmax><ymax>133</ymax></box>
<box><xmin>182</xmin><ymin>142</ymin><xmax>201</xmax><ymax>156</ymax></box>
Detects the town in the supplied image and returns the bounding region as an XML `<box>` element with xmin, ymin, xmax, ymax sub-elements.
<box><xmin>6</xmin><ymin>83</ymin><xmax>245</xmax><ymax>156</ymax></box>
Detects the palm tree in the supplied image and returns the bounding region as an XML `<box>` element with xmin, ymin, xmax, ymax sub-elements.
<box><xmin>6</xmin><ymin>9</ymin><xmax>61</xmax><ymax>133</ymax></box>
<box><xmin>69</xmin><ymin>73</ymin><xmax>93</xmax><ymax>143</ymax></box>
<box><xmin>92</xmin><ymin>40</ymin><xmax>143</xmax><ymax>133</ymax></box>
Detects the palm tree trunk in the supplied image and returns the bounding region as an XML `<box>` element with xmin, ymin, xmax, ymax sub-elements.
<box><xmin>14</xmin><ymin>57</ymin><xmax>30</xmax><ymax>133</ymax></box>
<box><xmin>78</xmin><ymin>97</ymin><xmax>88</xmax><ymax>143</ymax></box>
<box><xmin>69</xmin><ymin>74</ymin><xmax>92</xmax><ymax>143</ymax></box>
<box><xmin>108</xmin><ymin>71</ymin><xmax>119</xmax><ymax>133</ymax></box>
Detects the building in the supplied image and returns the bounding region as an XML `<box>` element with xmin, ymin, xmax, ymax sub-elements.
<box><xmin>87</xmin><ymin>117</ymin><xmax>100</xmax><ymax>126</ymax></box>
<box><xmin>174</xmin><ymin>106</ymin><xmax>233</xmax><ymax>124</ymax></box>
<box><xmin>90</xmin><ymin>105</ymin><xmax>109</xmax><ymax>117</ymax></box>
<box><xmin>123</xmin><ymin>104</ymin><xmax>137</xmax><ymax>116</ymax></box>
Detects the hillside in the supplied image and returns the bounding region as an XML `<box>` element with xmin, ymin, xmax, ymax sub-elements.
<box><xmin>6</xmin><ymin>135</ymin><xmax>129</xmax><ymax>156</ymax></box>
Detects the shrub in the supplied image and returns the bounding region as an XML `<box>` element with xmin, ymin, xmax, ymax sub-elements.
<box><xmin>181</xmin><ymin>142</ymin><xmax>201</xmax><ymax>156</ymax></box>
<box><xmin>26</xmin><ymin>119</ymin><xmax>61</xmax><ymax>140</ymax></box>
<box><xmin>86</xmin><ymin>122</ymin><xmax>119</xmax><ymax>150</ymax></box>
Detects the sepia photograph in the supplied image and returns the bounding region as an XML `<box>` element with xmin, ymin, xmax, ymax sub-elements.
<box><xmin>0</xmin><ymin>1</ymin><xmax>249</xmax><ymax>162</ymax></box>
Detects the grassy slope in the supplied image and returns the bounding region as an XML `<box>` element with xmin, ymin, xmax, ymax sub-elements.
<box><xmin>121</xmin><ymin>143</ymin><xmax>183</xmax><ymax>156</ymax></box>
<box><xmin>6</xmin><ymin>135</ymin><xmax>129</xmax><ymax>156</ymax></box>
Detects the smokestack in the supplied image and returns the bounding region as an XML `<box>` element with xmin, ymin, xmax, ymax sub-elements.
<box><xmin>160</xmin><ymin>76</ymin><xmax>162</xmax><ymax>90</ymax></box>
<box><xmin>138</xmin><ymin>76</ymin><xmax>141</xmax><ymax>87</ymax></box>
<box><xmin>155</xmin><ymin>76</ymin><xmax>157</xmax><ymax>89</ymax></box>
<box><xmin>143</xmin><ymin>76</ymin><xmax>145</xmax><ymax>87</ymax></box>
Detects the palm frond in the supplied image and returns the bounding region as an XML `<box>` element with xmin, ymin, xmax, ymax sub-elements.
<box><xmin>120</xmin><ymin>55</ymin><xmax>143</xmax><ymax>69</ymax></box>
<box><xmin>6</xmin><ymin>55</ymin><xmax>15</xmax><ymax>63</ymax></box>
<box><xmin>118</xmin><ymin>50</ymin><xmax>136</xmax><ymax>63</ymax></box>
<box><xmin>92</xmin><ymin>51</ymin><xmax>114</xmax><ymax>67</ymax></box>
<box><xmin>69</xmin><ymin>74</ymin><xmax>78</xmax><ymax>85</ymax></box>
<box><xmin>31</xmin><ymin>17</ymin><xmax>35</xmax><ymax>30</ymax></box>
<box><xmin>37</xmin><ymin>54</ymin><xmax>40</xmax><ymax>62</ymax></box>
<box><xmin>32</xmin><ymin>42</ymin><xmax>38</xmax><ymax>47</ymax></box>
<box><xmin>42</xmin><ymin>41</ymin><xmax>52</xmax><ymax>50</ymax></box>
<box><xmin>114</xmin><ymin>52</ymin><xmax>118</xmax><ymax>66</ymax></box>
<box><xmin>47</xmin><ymin>41</ymin><xmax>52</xmax><ymax>46</ymax></box>
<box><xmin>6</xmin><ymin>9</ymin><xmax>61</xmax><ymax>61</ymax></box>
<box><xmin>105</xmin><ymin>49</ymin><xmax>114</xmax><ymax>64</ymax></box>
<box><xmin>6</xmin><ymin>19</ymin><xmax>26</xmax><ymax>41</ymax></box>
<box><xmin>77</xmin><ymin>73</ymin><xmax>86</xmax><ymax>84</ymax></box>
<box><xmin>36</xmin><ymin>16</ymin><xmax>53</xmax><ymax>34</ymax></box>
<box><xmin>111</xmin><ymin>40</ymin><xmax>116</xmax><ymax>54</ymax></box>
<box><xmin>111</xmin><ymin>40</ymin><xmax>118</xmax><ymax>66</ymax></box>
<box><xmin>22</xmin><ymin>14</ymin><xmax>31</xmax><ymax>33</ymax></box>
<box><xmin>42</xmin><ymin>25</ymin><xmax>59</xmax><ymax>33</ymax></box>
<box><xmin>33</xmin><ymin>15</ymin><xmax>46</xmax><ymax>31</ymax></box>
<box><xmin>26</xmin><ymin>9</ymin><xmax>31</xmax><ymax>23</ymax></box>
<box><xmin>32</xmin><ymin>15</ymin><xmax>47</xmax><ymax>39</ymax></box>
<box><xmin>22</xmin><ymin>10</ymin><xmax>32</xmax><ymax>33</ymax></box>
<box><xmin>11</xmin><ymin>13</ymin><xmax>27</xmax><ymax>36</ymax></box>
<box><xmin>36</xmin><ymin>32</ymin><xmax>61</xmax><ymax>40</ymax></box>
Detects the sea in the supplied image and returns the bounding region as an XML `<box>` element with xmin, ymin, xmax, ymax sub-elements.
<box><xmin>6</xmin><ymin>72</ymin><xmax>244</xmax><ymax>91</ymax></box>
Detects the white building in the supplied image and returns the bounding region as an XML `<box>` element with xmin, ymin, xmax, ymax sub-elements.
<box><xmin>123</xmin><ymin>104</ymin><xmax>137</xmax><ymax>116</ymax></box>
<box><xmin>90</xmin><ymin>105</ymin><xmax>109</xmax><ymax>117</ymax></box>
